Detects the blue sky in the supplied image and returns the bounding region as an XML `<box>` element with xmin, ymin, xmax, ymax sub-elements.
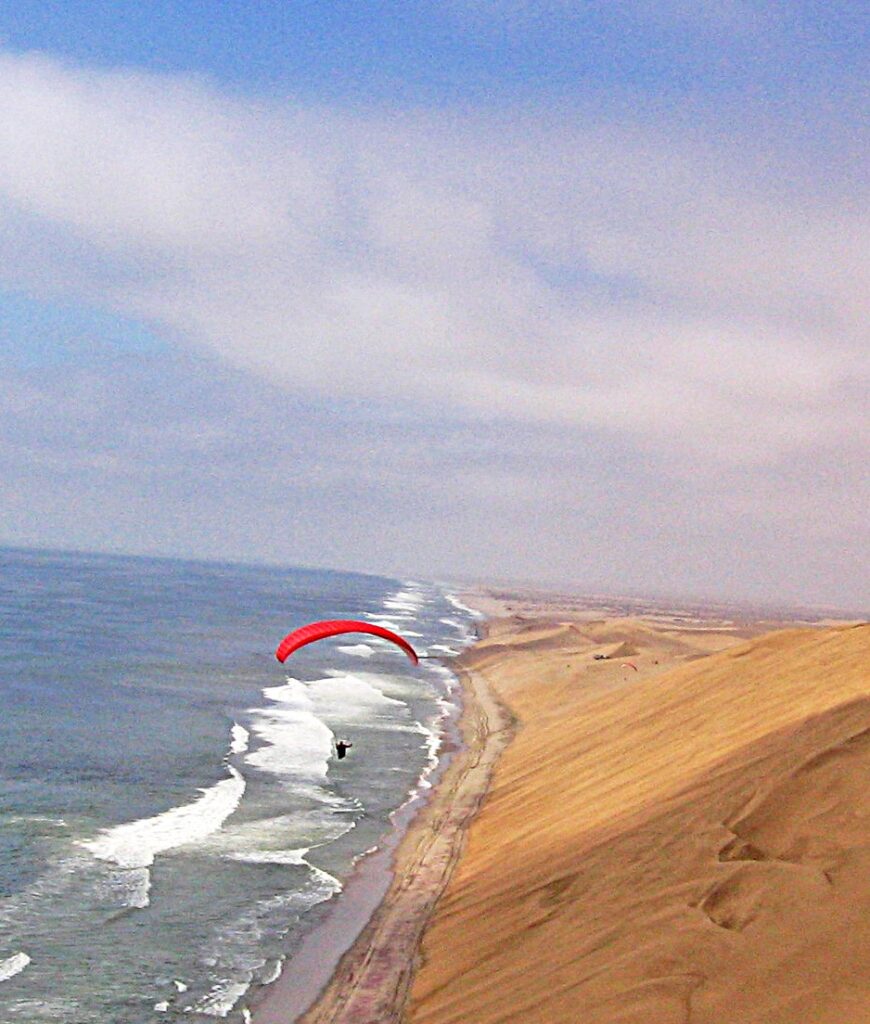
<box><xmin>0</xmin><ymin>2</ymin><xmax>867</xmax><ymax>608</ymax></box>
<box><xmin>1</xmin><ymin>291</ymin><xmax>168</xmax><ymax>367</ymax></box>
<box><xmin>1</xmin><ymin>1</ymin><xmax>865</xmax><ymax>104</ymax></box>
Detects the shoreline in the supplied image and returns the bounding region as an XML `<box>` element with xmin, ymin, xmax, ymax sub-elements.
<box><xmin>250</xmin><ymin>619</ymin><xmax>515</xmax><ymax>1024</ymax></box>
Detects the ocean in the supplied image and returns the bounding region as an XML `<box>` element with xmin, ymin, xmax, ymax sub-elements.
<box><xmin>0</xmin><ymin>547</ymin><xmax>478</xmax><ymax>1023</ymax></box>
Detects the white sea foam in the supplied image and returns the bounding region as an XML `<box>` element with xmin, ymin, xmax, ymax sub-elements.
<box><xmin>205</xmin><ymin>810</ymin><xmax>355</xmax><ymax>861</ymax></box>
<box><xmin>245</xmin><ymin>679</ymin><xmax>334</xmax><ymax>781</ymax></box>
<box><xmin>246</xmin><ymin>670</ymin><xmax>413</xmax><ymax>787</ymax></box>
<box><xmin>388</xmin><ymin>704</ymin><xmax>450</xmax><ymax>802</ymax></box>
<box><xmin>260</xmin><ymin>958</ymin><xmax>283</xmax><ymax>985</ymax></box>
<box><xmin>0</xmin><ymin>848</ymin><xmax>89</xmax><ymax>933</ymax></box>
<box><xmin>80</xmin><ymin>724</ymin><xmax>248</xmax><ymax>904</ymax></box>
<box><xmin>3</xmin><ymin>816</ymin><xmax>67</xmax><ymax>828</ymax></box>
<box><xmin>319</xmin><ymin>667</ymin><xmax>427</xmax><ymax>716</ymax></box>
<box><xmin>309</xmin><ymin>671</ymin><xmax>406</xmax><ymax>716</ymax></box>
<box><xmin>424</xmin><ymin>661</ymin><xmax>460</xmax><ymax>693</ymax></box>
<box><xmin>325</xmin><ymin>666</ymin><xmax>426</xmax><ymax>707</ymax></box>
<box><xmin>445</xmin><ymin>593</ymin><xmax>483</xmax><ymax>618</ymax></box>
<box><xmin>227</xmin><ymin>847</ymin><xmax>343</xmax><ymax>893</ymax></box>
<box><xmin>416</xmin><ymin>720</ymin><xmax>442</xmax><ymax>760</ymax></box>
<box><xmin>7</xmin><ymin>998</ymin><xmax>79</xmax><ymax>1017</ymax></box>
<box><xmin>368</xmin><ymin>582</ymin><xmax>428</xmax><ymax>637</ymax></box>
<box><xmin>383</xmin><ymin>601</ymin><xmax>415</xmax><ymax>613</ymax></box>
<box><xmin>363</xmin><ymin>617</ymin><xmax>423</xmax><ymax>637</ymax></box>
<box><xmin>190</xmin><ymin>978</ymin><xmax>250</xmax><ymax>1017</ymax></box>
<box><xmin>336</xmin><ymin>643</ymin><xmax>375</xmax><ymax>657</ymax></box>
<box><xmin>82</xmin><ymin>763</ymin><xmax>245</xmax><ymax>869</ymax></box>
<box><xmin>228</xmin><ymin>848</ymin><xmax>309</xmax><ymax>865</ymax></box>
<box><xmin>97</xmin><ymin>865</ymin><xmax>152</xmax><ymax>909</ymax></box>
<box><xmin>387</xmin><ymin>586</ymin><xmax>426</xmax><ymax>608</ymax></box>
<box><xmin>0</xmin><ymin>951</ymin><xmax>31</xmax><ymax>982</ymax></box>
<box><xmin>188</xmin><ymin>868</ymin><xmax>342</xmax><ymax>1019</ymax></box>
<box><xmin>409</xmin><ymin>719</ymin><xmax>443</xmax><ymax>792</ymax></box>
<box><xmin>230</xmin><ymin>723</ymin><xmax>249</xmax><ymax>755</ymax></box>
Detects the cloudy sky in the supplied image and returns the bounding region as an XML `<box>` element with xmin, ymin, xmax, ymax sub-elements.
<box><xmin>0</xmin><ymin>2</ymin><xmax>867</xmax><ymax>609</ymax></box>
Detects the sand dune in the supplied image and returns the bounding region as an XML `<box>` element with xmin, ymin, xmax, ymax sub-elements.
<box><xmin>408</xmin><ymin>609</ymin><xmax>870</xmax><ymax>1024</ymax></box>
<box><xmin>610</xmin><ymin>640</ymin><xmax>639</xmax><ymax>657</ymax></box>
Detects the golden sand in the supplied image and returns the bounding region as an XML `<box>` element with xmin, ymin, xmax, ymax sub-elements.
<box><xmin>408</xmin><ymin>602</ymin><xmax>870</xmax><ymax>1024</ymax></box>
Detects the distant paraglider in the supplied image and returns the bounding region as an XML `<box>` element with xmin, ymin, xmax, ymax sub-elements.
<box><xmin>622</xmin><ymin>662</ymin><xmax>639</xmax><ymax>672</ymax></box>
<box><xmin>275</xmin><ymin>620</ymin><xmax>419</xmax><ymax>665</ymax></box>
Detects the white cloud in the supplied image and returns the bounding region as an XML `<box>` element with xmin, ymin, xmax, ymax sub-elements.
<box><xmin>2</xmin><ymin>50</ymin><xmax>865</xmax><ymax>479</ymax></box>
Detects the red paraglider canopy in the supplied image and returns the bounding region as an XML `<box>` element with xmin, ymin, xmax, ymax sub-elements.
<box><xmin>275</xmin><ymin>620</ymin><xmax>419</xmax><ymax>665</ymax></box>
<box><xmin>622</xmin><ymin>661</ymin><xmax>639</xmax><ymax>672</ymax></box>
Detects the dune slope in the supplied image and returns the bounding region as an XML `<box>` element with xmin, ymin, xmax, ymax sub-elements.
<box><xmin>408</xmin><ymin>620</ymin><xmax>870</xmax><ymax>1024</ymax></box>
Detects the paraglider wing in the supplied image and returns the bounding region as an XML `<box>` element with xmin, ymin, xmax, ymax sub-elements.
<box><xmin>622</xmin><ymin>662</ymin><xmax>639</xmax><ymax>672</ymax></box>
<box><xmin>275</xmin><ymin>620</ymin><xmax>419</xmax><ymax>665</ymax></box>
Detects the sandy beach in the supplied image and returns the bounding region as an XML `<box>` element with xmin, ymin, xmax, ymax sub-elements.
<box><xmin>256</xmin><ymin>589</ymin><xmax>869</xmax><ymax>1023</ymax></box>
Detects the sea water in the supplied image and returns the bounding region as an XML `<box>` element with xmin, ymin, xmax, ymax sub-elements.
<box><xmin>0</xmin><ymin>547</ymin><xmax>478</xmax><ymax>1023</ymax></box>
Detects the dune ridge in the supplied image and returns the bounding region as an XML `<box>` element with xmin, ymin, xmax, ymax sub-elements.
<box><xmin>409</xmin><ymin>608</ymin><xmax>869</xmax><ymax>1024</ymax></box>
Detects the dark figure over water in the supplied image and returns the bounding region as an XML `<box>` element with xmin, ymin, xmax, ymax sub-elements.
<box><xmin>335</xmin><ymin>740</ymin><xmax>353</xmax><ymax>760</ymax></box>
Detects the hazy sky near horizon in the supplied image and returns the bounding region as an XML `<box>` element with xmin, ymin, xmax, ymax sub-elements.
<box><xmin>0</xmin><ymin>2</ymin><xmax>867</xmax><ymax>609</ymax></box>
